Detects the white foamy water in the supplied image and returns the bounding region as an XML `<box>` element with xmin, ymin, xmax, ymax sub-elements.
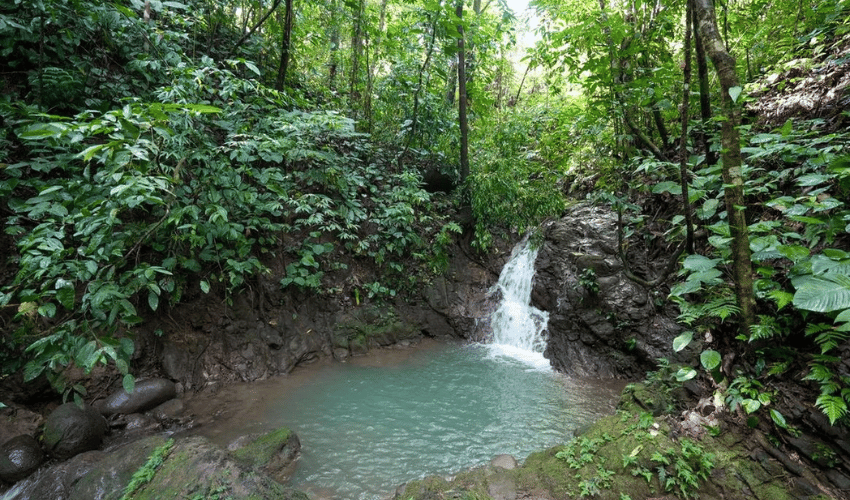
<box><xmin>488</xmin><ymin>236</ymin><xmax>550</xmax><ymax>369</ymax></box>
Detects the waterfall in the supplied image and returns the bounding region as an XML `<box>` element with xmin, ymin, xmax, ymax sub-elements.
<box><xmin>488</xmin><ymin>237</ymin><xmax>550</xmax><ymax>369</ymax></box>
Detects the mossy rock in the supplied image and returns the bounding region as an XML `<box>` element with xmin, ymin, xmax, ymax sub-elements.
<box><xmin>617</xmin><ymin>381</ymin><xmax>674</xmax><ymax>416</ymax></box>
<box><xmin>396</xmin><ymin>412</ymin><xmax>800</xmax><ymax>500</ymax></box>
<box><xmin>229</xmin><ymin>427</ymin><xmax>300</xmax><ymax>482</ymax></box>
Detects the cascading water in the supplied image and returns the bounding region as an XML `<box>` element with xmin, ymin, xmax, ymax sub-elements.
<box><xmin>488</xmin><ymin>236</ymin><xmax>550</xmax><ymax>369</ymax></box>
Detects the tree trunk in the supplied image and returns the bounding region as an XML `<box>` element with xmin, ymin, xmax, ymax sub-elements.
<box><xmin>680</xmin><ymin>0</ymin><xmax>695</xmax><ymax>254</ymax></box>
<box><xmin>275</xmin><ymin>0</ymin><xmax>293</xmax><ymax>91</ymax></box>
<box><xmin>692</xmin><ymin>4</ymin><xmax>716</xmax><ymax>165</ymax></box>
<box><xmin>456</xmin><ymin>1</ymin><xmax>470</xmax><ymax>185</ymax></box>
<box><xmin>693</xmin><ymin>0</ymin><xmax>756</xmax><ymax>334</ymax></box>
<box><xmin>349</xmin><ymin>0</ymin><xmax>365</xmax><ymax>119</ymax></box>
<box><xmin>328</xmin><ymin>0</ymin><xmax>340</xmax><ymax>90</ymax></box>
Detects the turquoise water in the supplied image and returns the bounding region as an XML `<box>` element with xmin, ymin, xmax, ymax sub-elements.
<box><xmin>243</xmin><ymin>342</ymin><xmax>622</xmax><ymax>500</ymax></box>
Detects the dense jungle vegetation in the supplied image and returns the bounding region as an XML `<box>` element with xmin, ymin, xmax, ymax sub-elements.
<box><xmin>1</xmin><ymin>0</ymin><xmax>849</xmax><ymax>459</ymax></box>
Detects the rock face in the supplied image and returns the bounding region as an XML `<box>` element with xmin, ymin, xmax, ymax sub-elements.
<box><xmin>533</xmin><ymin>205</ymin><xmax>682</xmax><ymax>378</ymax></box>
<box><xmin>0</xmin><ymin>434</ymin><xmax>43</xmax><ymax>483</ymax></box>
<box><xmin>9</xmin><ymin>435</ymin><xmax>308</xmax><ymax>500</ymax></box>
<box><xmin>146</xmin><ymin>237</ymin><xmax>511</xmax><ymax>390</ymax></box>
<box><xmin>98</xmin><ymin>378</ymin><xmax>177</xmax><ymax>416</ymax></box>
<box><xmin>42</xmin><ymin>403</ymin><xmax>107</xmax><ymax>459</ymax></box>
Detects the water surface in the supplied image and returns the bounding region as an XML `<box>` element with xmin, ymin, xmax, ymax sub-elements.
<box><xmin>191</xmin><ymin>341</ymin><xmax>624</xmax><ymax>500</ymax></box>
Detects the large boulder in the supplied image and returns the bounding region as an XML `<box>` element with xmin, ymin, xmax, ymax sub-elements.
<box><xmin>98</xmin><ymin>378</ymin><xmax>177</xmax><ymax>416</ymax></box>
<box><xmin>42</xmin><ymin>403</ymin><xmax>107</xmax><ymax>459</ymax></box>
<box><xmin>8</xmin><ymin>435</ymin><xmax>308</xmax><ymax>500</ymax></box>
<box><xmin>0</xmin><ymin>434</ymin><xmax>43</xmax><ymax>482</ymax></box>
<box><xmin>533</xmin><ymin>204</ymin><xmax>683</xmax><ymax>378</ymax></box>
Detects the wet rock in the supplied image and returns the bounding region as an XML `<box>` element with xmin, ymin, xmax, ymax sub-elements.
<box><xmin>42</xmin><ymin>403</ymin><xmax>107</xmax><ymax>459</ymax></box>
<box><xmin>11</xmin><ymin>435</ymin><xmax>308</xmax><ymax>500</ymax></box>
<box><xmin>534</xmin><ymin>204</ymin><xmax>683</xmax><ymax>378</ymax></box>
<box><xmin>147</xmin><ymin>398</ymin><xmax>184</xmax><ymax>421</ymax></box>
<box><xmin>490</xmin><ymin>454</ymin><xmax>518</xmax><ymax>470</ymax></box>
<box><xmin>228</xmin><ymin>427</ymin><xmax>301</xmax><ymax>482</ymax></box>
<box><xmin>99</xmin><ymin>378</ymin><xmax>177</xmax><ymax>416</ymax></box>
<box><xmin>0</xmin><ymin>434</ymin><xmax>43</xmax><ymax>482</ymax></box>
<box><xmin>123</xmin><ymin>413</ymin><xmax>161</xmax><ymax>432</ymax></box>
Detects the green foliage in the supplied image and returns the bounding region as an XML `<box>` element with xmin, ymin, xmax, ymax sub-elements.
<box><xmin>0</xmin><ymin>3</ymin><xmax>458</xmax><ymax>394</ymax></box>
<box><xmin>120</xmin><ymin>438</ymin><xmax>175</xmax><ymax>500</ymax></box>
<box><xmin>467</xmin><ymin>106</ymin><xmax>568</xmax><ymax>250</ymax></box>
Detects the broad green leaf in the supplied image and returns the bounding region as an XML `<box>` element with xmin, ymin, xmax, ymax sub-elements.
<box><xmin>729</xmin><ymin>86</ymin><xmax>743</xmax><ymax>103</ymax></box>
<box><xmin>779</xmin><ymin>119</ymin><xmax>793</xmax><ymax>136</ymax></box>
<box><xmin>56</xmin><ymin>287</ymin><xmax>75</xmax><ymax>310</ymax></box>
<box><xmin>123</xmin><ymin>373</ymin><xmax>136</xmax><ymax>394</ymax></box>
<box><xmin>683</xmin><ymin>254</ymin><xmax>721</xmax><ymax>272</ymax></box>
<box><xmin>701</xmin><ymin>350</ymin><xmax>721</xmax><ymax>371</ymax></box>
<box><xmin>200</xmin><ymin>280</ymin><xmax>210</xmax><ymax>293</ymax></box>
<box><xmin>742</xmin><ymin>398</ymin><xmax>761</xmax><ymax>414</ymax></box>
<box><xmin>148</xmin><ymin>291</ymin><xmax>159</xmax><ymax>311</ymax></box>
<box><xmin>673</xmin><ymin>331</ymin><xmax>694</xmax><ymax>352</ymax></box>
<box><xmin>38</xmin><ymin>303</ymin><xmax>57</xmax><ymax>318</ymax></box>
<box><xmin>793</xmin><ymin>274</ymin><xmax>850</xmax><ymax>312</ymax></box>
<box><xmin>777</xmin><ymin>245</ymin><xmax>809</xmax><ymax>262</ymax></box>
<box><xmin>796</xmin><ymin>174</ymin><xmax>831</xmax><ymax>186</ymax></box>
<box><xmin>770</xmin><ymin>409</ymin><xmax>787</xmax><ymax>428</ymax></box>
<box><xmin>675</xmin><ymin>367</ymin><xmax>698</xmax><ymax>382</ymax></box>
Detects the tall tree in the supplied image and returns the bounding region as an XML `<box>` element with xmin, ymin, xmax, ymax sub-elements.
<box><xmin>456</xmin><ymin>0</ymin><xmax>470</xmax><ymax>185</ymax></box>
<box><xmin>275</xmin><ymin>0</ymin><xmax>294</xmax><ymax>90</ymax></box>
<box><xmin>693</xmin><ymin>0</ymin><xmax>756</xmax><ymax>336</ymax></box>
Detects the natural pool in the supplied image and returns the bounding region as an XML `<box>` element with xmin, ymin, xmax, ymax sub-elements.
<box><xmin>189</xmin><ymin>340</ymin><xmax>625</xmax><ymax>500</ymax></box>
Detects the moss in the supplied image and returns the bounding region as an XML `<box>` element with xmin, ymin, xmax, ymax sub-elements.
<box><xmin>398</xmin><ymin>410</ymin><xmax>799</xmax><ymax>500</ymax></box>
<box><xmin>231</xmin><ymin>427</ymin><xmax>293</xmax><ymax>468</ymax></box>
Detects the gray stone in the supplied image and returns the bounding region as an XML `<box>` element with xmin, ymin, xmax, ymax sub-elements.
<box><xmin>42</xmin><ymin>403</ymin><xmax>107</xmax><ymax>459</ymax></box>
<box><xmin>99</xmin><ymin>378</ymin><xmax>176</xmax><ymax>416</ymax></box>
<box><xmin>147</xmin><ymin>398</ymin><xmax>185</xmax><ymax>421</ymax></box>
<box><xmin>11</xmin><ymin>435</ymin><xmax>308</xmax><ymax>500</ymax></box>
<box><xmin>533</xmin><ymin>205</ymin><xmax>682</xmax><ymax>378</ymax></box>
<box><xmin>0</xmin><ymin>434</ymin><xmax>44</xmax><ymax>482</ymax></box>
<box><xmin>490</xmin><ymin>454</ymin><xmax>518</xmax><ymax>470</ymax></box>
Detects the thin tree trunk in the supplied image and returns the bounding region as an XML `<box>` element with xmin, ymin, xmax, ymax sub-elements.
<box><xmin>693</xmin><ymin>0</ymin><xmax>756</xmax><ymax>335</ymax></box>
<box><xmin>275</xmin><ymin>0</ymin><xmax>293</xmax><ymax>90</ymax></box>
<box><xmin>692</xmin><ymin>8</ymin><xmax>716</xmax><ymax>165</ymax></box>
<box><xmin>400</xmin><ymin>15</ymin><xmax>439</xmax><ymax>159</ymax></box>
<box><xmin>456</xmin><ymin>1</ymin><xmax>470</xmax><ymax>185</ymax></box>
<box><xmin>680</xmin><ymin>0</ymin><xmax>695</xmax><ymax>254</ymax></box>
<box><xmin>328</xmin><ymin>0</ymin><xmax>340</xmax><ymax>90</ymax></box>
<box><xmin>349</xmin><ymin>0</ymin><xmax>365</xmax><ymax>119</ymax></box>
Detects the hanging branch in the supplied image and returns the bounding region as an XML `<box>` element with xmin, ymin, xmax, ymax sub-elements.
<box><xmin>225</xmin><ymin>0</ymin><xmax>283</xmax><ymax>60</ymax></box>
<box><xmin>679</xmin><ymin>0</ymin><xmax>696</xmax><ymax>254</ymax></box>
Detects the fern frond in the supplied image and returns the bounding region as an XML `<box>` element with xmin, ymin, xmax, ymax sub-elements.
<box><xmin>805</xmin><ymin>322</ymin><xmax>833</xmax><ymax>336</ymax></box>
<box><xmin>815</xmin><ymin>394</ymin><xmax>848</xmax><ymax>425</ymax></box>
<box><xmin>805</xmin><ymin>363</ymin><xmax>834</xmax><ymax>383</ymax></box>
<box><xmin>705</xmin><ymin>295</ymin><xmax>740</xmax><ymax>322</ymax></box>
